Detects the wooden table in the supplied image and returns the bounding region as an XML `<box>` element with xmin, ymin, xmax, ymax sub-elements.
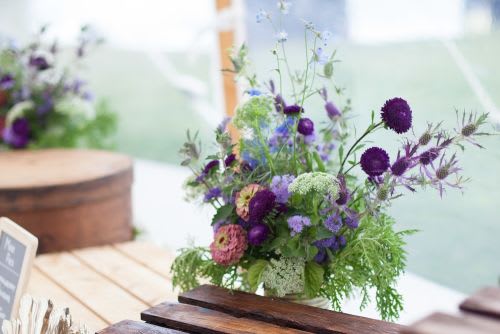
<box><xmin>27</xmin><ymin>241</ymin><xmax>177</xmax><ymax>332</ymax></box>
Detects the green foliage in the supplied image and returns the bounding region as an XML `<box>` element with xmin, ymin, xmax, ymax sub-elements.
<box><xmin>321</xmin><ymin>214</ymin><xmax>417</xmax><ymax>321</ymax></box>
<box><xmin>304</xmin><ymin>261</ymin><xmax>324</xmax><ymax>298</ymax></box>
<box><xmin>247</xmin><ymin>259</ymin><xmax>268</xmax><ymax>292</ymax></box>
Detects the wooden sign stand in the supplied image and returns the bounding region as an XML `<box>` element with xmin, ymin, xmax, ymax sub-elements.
<box><xmin>0</xmin><ymin>217</ymin><xmax>38</xmax><ymax>325</ymax></box>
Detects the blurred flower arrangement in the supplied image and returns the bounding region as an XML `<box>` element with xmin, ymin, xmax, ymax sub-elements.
<box><xmin>0</xmin><ymin>25</ymin><xmax>116</xmax><ymax>150</ymax></box>
<box><xmin>171</xmin><ymin>1</ymin><xmax>491</xmax><ymax>320</ymax></box>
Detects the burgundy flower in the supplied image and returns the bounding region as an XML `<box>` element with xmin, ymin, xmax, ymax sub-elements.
<box><xmin>360</xmin><ymin>147</ymin><xmax>390</xmax><ymax>177</ymax></box>
<box><xmin>224</xmin><ymin>154</ymin><xmax>236</xmax><ymax>167</ymax></box>
<box><xmin>297</xmin><ymin>118</ymin><xmax>314</xmax><ymax>136</ymax></box>
<box><xmin>283</xmin><ymin>104</ymin><xmax>303</xmax><ymax>115</ymax></box>
<box><xmin>248</xmin><ymin>189</ymin><xmax>276</xmax><ymax>223</ymax></box>
<box><xmin>381</xmin><ymin>97</ymin><xmax>412</xmax><ymax>134</ymax></box>
<box><xmin>248</xmin><ymin>223</ymin><xmax>270</xmax><ymax>245</ymax></box>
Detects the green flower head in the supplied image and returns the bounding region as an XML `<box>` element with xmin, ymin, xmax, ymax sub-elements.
<box><xmin>288</xmin><ymin>172</ymin><xmax>339</xmax><ymax>199</ymax></box>
<box><xmin>261</xmin><ymin>257</ymin><xmax>305</xmax><ymax>297</ymax></box>
<box><xmin>233</xmin><ymin>95</ymin><xmax>273</xmax><ymax>130</ymax></box>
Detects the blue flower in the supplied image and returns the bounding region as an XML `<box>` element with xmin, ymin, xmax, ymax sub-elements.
<box><xmin>247</xmin><ymin>88</ymin><xmax>262</xmax><ymax>96</ymax></box>
<box><xmin>324</xmin><ymin>214</ymin><xmax>342</xmax><ymax>233</ymax></box>
<box><xmin>287</xmin><ymin>215</ymin><xmax>311</xmax><ymax>236</ymax></box>
<box><xmin>204</xmin><ymin>187</ymin><xmax>222</xmax><ymax>202</ymax></box>
<box><xmin>314</xmin><ymin>47</ymin><xmax>328</xmax><ymax>65</ymax></box>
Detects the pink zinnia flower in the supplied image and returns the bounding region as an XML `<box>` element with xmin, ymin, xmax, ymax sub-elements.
<box><xmin>235</xmin><ymin>184</ymin><xmax>263</xmax><ymax>221</ymax></box>
<box><xmin>210</xmin><ymin>224</ymin><xmax>247</xmax><ymax>266</ymax></box>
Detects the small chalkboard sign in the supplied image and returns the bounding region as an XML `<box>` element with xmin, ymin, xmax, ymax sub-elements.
<box><xmin>0</xmin><ymin>217</ymin><xmax>38</xmax><ymax>326</ymax></box>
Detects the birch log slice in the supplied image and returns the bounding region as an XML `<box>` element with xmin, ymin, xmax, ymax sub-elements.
<box><xmin>0</xmin><ymin>149</ymin><xmax>133</xmax><ymax>253</ymax></box>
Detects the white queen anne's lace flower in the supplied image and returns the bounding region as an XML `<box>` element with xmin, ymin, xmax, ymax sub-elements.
<box><xmin>288</xmin><ymin>172</ymin><xmax>339</xmax><ymax>199</ymax></box>
<box><xmin>262</xmin><ymin>257</ymin><xmax>304</xmax><ymax>297</ymax></box>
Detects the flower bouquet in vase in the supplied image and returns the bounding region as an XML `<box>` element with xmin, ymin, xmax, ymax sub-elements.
<box><xmin>171</xmin><ymin>1</ymin><xmax>490</xmax><ymax>321</ymax></box>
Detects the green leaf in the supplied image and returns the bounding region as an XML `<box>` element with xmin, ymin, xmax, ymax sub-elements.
<box><xmin>313</xmin><ymin>226</ymin><xmax>334</xmax><ymax>241</ymax></box>
<box><xmin>211</xmin><ymin>204</ymin><xmax>233</xmax><ymax>225</ymax></box>
<box><xmin>247</xmin><ymin>260</ymin><xmax>268</xmax><ymax>292</ymax></box>
<box><xmin>304</xmin><ymin>261</ymin><xmax>324</xmax><ymax>298</ymax></box>
<box><xmin>324</xmin><ymin>61</ymin><xmax>334</xmax><ymax>78</ymax></box>
<box><xmin>313</xmin><ymin>152</ymin><xmax>326</xmax><ymax>172</ymax></box>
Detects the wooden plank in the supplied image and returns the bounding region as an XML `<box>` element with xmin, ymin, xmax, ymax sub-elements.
<box><xmin>98</xmin><ymin>320</ymin><xmax>187</xmax><ymax>334</ymax></box>
<box><xmin>142</xmin><ymin>303</ymin><xmax>312</xmax><ymax>334</ymax></box>
<box><xmin>35</xmin><ymin>252</ymin><xmax>148</xmax><ymax>324</ymax></box>
<box><xmin>460</xmin><ymin>286</ymin><xmax>500</xmax><ymax>320</ymax></box>
<box><xmin>401</xmin><ymin>312</ymin><xmax>500</xmax><ymax>334</ymax></box>
<box><xmin>27</xmin><ymin>267</ymin><xmax>108</xmax><ymax>332</ymax></box>
<box><xmin>178</xmin><ymin>285</ymin><xmax>404</xmax><ymax>334</ymax></box>
<box><xmin>113</xmin><ymin>241</ymin><xmax>174</xmax><ymax>279</ymax></box>
<box><xmin>72</xmin><ymin>245</ymin><xmax>177</xmax><ymax>306</ymax></box>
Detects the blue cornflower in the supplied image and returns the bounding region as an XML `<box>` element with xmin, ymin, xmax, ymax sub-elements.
<box><xmin>314</xmin><ymin>47</ymin><xmax>328</xmax><ymax>65</ymax></box>
<box><xmin>247</xmin><ymin>88</ymin><xmax>262</xmax><ymax>96</ymax></box>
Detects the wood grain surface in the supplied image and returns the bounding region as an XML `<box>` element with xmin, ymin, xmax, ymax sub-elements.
<box><xmin>178</xmin><ymin>285</ymin><xmax>404</xmax><ymax>334</ymax></box>
<box><xmin>97</xmin><ymin>320</ymin><xmax>188</xmax><ymax>334</ymax></box>
<box><xmin>460</xmin><ymin>287</ymin><xmax>500</xmax><ymax>320</ymax></box>
<box><xmin>142</xmin><ymin>302</ymin><xmax>312</xmax><ymax>334</ymax></box>
<box><xmin>401</xmin><ymin>312</ymin><xmax>500</xmax><ymax>334</ymax></box>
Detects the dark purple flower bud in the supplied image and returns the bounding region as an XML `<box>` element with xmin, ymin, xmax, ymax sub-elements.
<box><xmin>419</xmin><ymin>148</ymin><xmax>440</xmax><ymax>165</ymax></box>
<box><xmin>283</xmin><ymin>104</ymin><xmax>303</xmax><ymax>115</ymax></box>
<box><xmin>204</xmin><ymin>187</ymin><xmax>222</xmax><ymax>202</ymax></box>
<box><xmin>276</xmin><ymin>203</ymin><xmax>288</xmax><ymax>213</ymax></box>
<box><xmin>29</xmin><ymin>55</ymin><xmax>50</xmax><ymax>70</ymax></box>
<box><xmin>2</xmin><ymin>118</ymin><xmax>30</xmax><ymax>148</ymax></box>
<box><xmin>360</xmin><ymin>147</ymin><xmax>390</xmax><ymax>177</ymax></box>
<box><xmin>248</xmin><ymin>189</ymin><xmax>276</xmax><ymax>223</ymax></box>
<box><xmin>224</xmin><ymin>153</ymin><xmax>236</xmax><ymax>167</ymax></box>
<box><xmin>325</xmin><ymin>101</ymin><xmax>341</xmax><ymax>119</ymax></box>
<box><xmin>381</xmin><ymin>97</ymin><xmax>412</xmax><ymax>134</ymax></box>
<box><xmin>391</xmin><ymin>157</ymin><xmax>410</xmax><ymax>176</ymax></box>
<box><xmin>274</xmin><ymin>94</ymin><xmax>286</xmax><ymax>113</ymax></box>
<box><xmin>203</xmin><ymin>160</ymin><xmax>219</xmax><ymax>174</ymax></box>
<box><xmin>248</xmin><ymin>223</ymin><xmax>270</xmax><ymax>245</ymax></box>
<box><xmin>313</xmin><ymin>248</ymin><xmax>328</xmax><ymax>264</ymax></box>
<box><xmin>0</xmin><ymin>74</ymin><xmax>15</xmax><ymax>90</ymax></box>
<box><xmin>297</xmin><ymin>118</ymin><xmax>314</xmax><ymax>136</ymax></box>
<box><xmin>338</xmin><ymin>235</ymin><xmax>347</xmax><ymax>247</ymax></box>
<box><xmin>335</xmin><ymin>189</ymin><xmax>350</xmax><ymax>206</ymax></box>
<box><xmin>345</xmin><ymin>216</ymin><xmax>359</xmax><ymax>229</ymax></box>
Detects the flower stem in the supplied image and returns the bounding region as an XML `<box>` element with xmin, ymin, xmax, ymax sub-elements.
<box><xmin>339</xmin><ymin>121</ymin><xmax>384</xmax><ymax>173</ymax></box>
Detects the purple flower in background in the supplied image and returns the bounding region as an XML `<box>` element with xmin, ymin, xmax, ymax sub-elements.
<box><xmin>37</xmin><ymin>92</ymin><xmax>53</xmax><ymax>115</ymax></box>
<box><xmin>248</xmin><ymin>189</ymin><xmax>276</xmax><ymax>223</ymax></box>
<box><xmin>270</xmin><ymin>174</ymin><xmax>295</xmax><ymax>203</ymax></box>
<box><xmin>224</xmin><ymin>153</ymin><xmax>236</xmax><ymax>167</ymax></box>
<box><xmin>314</xmin><ymin>248</ymin><xmax>328</xmax><ymax>264</ymax></box>
<box><xmin>213</xmin><ymin>220</ymin><xmax>227</xmax><ymax>233</ymax></box>
<box><xmin>297</xmin><ymin>118</ymin><xmax>314</xmax><ymax>136</ymax></box>
<box><xmin>29</xmin><ymin>55</ymin><xmax>50</xmax><ymax>70</ymax></box>
<box><xmin>419</xmin><ymin>147</ymin><xmax>440</xmax><ymax>165</ymax></box>
<box><xmin>283</xmin><ymin>104</ymin><xmax>303</xmax><ymax>115</ymax></box>
<box><xmin>324</xmin><ymin>214</ymin><xmax>342</xmax><ymax>233</ymax></box>
<box><xmin>314</xmin><ymin>47</ymin><xmax>328</xmax><ymax>65</ymax></box>
<box><xmin>204</xmin><ymin>187</ymin><xmax>222</xmax><ymax>202</ymax></box>
<box><xmin>287</xmin><ymin>215</ymin><xmax>311</xmax><ymax>236</ymax></box>
<box><xmin>423</xmin><ymin>154</ymin><xmax>462</xmax><ymax>197</ymax></box>
<box><xmin>2</xmin><ymin>118</ymin><xmax>30</xmax><ymax>148</ymax></box>
<box><xmin>381</xmin><ymin>97</ymin><xmax>412</xmax><ymax>134</ymax></box>
<box><xmin>81</xmin><ymin>91</ymin><xmax>94</xmax><ymax>101</ymax></box>
<box><xmin>0</xmin><ymin>74</ymin><xmax>15</xmax><ymax>90</ymax></box>
<box><xmin>325</xmin><ymin>101</ymin><xmax>341</xmax><ymax>119</ymax></box>
<box><xmin>274</xmin><ymin>94</ymin><xmax>286</xmax><ymax>113</ymax></box>
<box><xmin>303</xmin><ymin>133</ymin><xmax>316</xmax><ymax>145</ymax></box>
<box><xmin>360</xmin><ymin>147</ymin><xmax>390</xmax><ymax>177</ymax></box>
<box><xmin>217</xmin><ymin>117</ymin><xmax>231</xmax><ymax>133</ymax></box>
<box><xmin>344</xmin><ymin>215</ymin><xmax>359</xmax><ymax>229</ymax></box>
<box><xmin>203</xmin><ymin>160</ymin><xmax>220</xmax><ymax>174</ymax></box>
<box><xmin>335</xmin><ymin>175</ymin><xmax>350</xmax><ymax>206</ymax></box>
<box><xmin>248</xmin><ymin>223</ymin><xmax>270</xmax><ymax>245</ymax></box>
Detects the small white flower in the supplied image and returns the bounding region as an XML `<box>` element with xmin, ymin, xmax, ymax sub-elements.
<box><xmin>256</xmin><ymin>9</ymin><xmax>269</xmax><ymax>23</ymax></box>
<box><xmin>276</xmin><ymin>30</ymin><xmax>288</xmax><ymax>43</ymax></box>
<box><xmin>320</xmin><ymin>30</ymin><xmax>332</xmax><ymax>45</ymax></box>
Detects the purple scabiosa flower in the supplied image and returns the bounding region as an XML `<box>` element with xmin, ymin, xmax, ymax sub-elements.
<box><xmin>203</xmin><ymin>160</ymin><xmax>220</xmax><ymax>174</ymax></box>
<box><xmin>283</xmin><ymin>104</ymin><xmax>303</xmax><ymax>115</ymax></box>
<box><xmin>248</xmin><ymin>223</ymin><xmax>270</xmax><ymax>245</ymax></box>
<box><xmin>248</xmin><ymin>189</ymin><xmax>276</xmax><ymax>223</ymax></box>
<box><xmin>270</xmin><ymin>174</ymin><xmax>295</xmax><ymax>203</ymax></box>
<box><xmin>224</xmin><ymin>153</ymin><xmax>236</xmax><ymax>167</ymax></box>
<box><xmin>344</xmin><ymin>215</ymin><xmax>359</xmax><ymax>229</ymax></box>
<box><xmin>0</xmin><ymin>74</ymin><xmax>15</xmax><ymax>90</ymax></box>
<box><xmin>324</xmin><ymin>214</ymin><xmax>342</xmax><ymax>233</ymax></box>
<box><xmin>297</xmin><ymin>118</ymin><xmax>314</xmax><ymax>136</ymax></box>
<box><xmin>325</xmin><ymin>101</ymin><xmax>341</xmax><ymax>119</ymax></box>
<box><xmin>360</xmin><ymin>147</ymin><xmax>390</xmax><ymax>177</ymax></box>
<box><xmin>381</xmin><ymin>97</ymin><xmax>412</xmax><ymax>134</ymax></box>
<box><xmin>391</xmin><ymin>157</ymin><xmax>410</xmax><ymax>176</ymax></box>
<box><xmin>204</xmin><ymin>187</ymin><xmax>222</xmax><ymax>202</ymax></box>
<box><xmin>287</xmin><ymin>215</ymin><xmax>311</xmax><ymax>236</ymax></box>
<box><xmin>2</xmin><ymin>118</ymin><xmax>30</xmax><ymax>148</ymax></box>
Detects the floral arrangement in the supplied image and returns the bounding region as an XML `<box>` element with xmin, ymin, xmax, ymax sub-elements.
<box><xmin>171</xmin><ymin>1</ymin><xmax>490</xmax><ymax>320</ymax></box>
<box><xmin>0</xmin><ymin>25</ymin><xmax>116</xmax><ymax>150</ymax></box>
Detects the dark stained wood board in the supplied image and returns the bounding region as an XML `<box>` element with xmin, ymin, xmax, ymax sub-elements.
<box><xmin>178</xmin><ymin>285</ymin><xmax>404</xmax><ymax>334</ymax></box>
<box><xmin>141</xmin><ymin>303</ymin><xmax>313</xmax><ymax>334</ymax></box>
<box><xmin>97</xmin><ymin>320</ymin><xmax>188</xmax><ymax>334</ymax></box>
<box><xmin>459</xmin><ymin>286</ymin><xmax>500</xmax><ymax>320</ymax></box>
<box><xmin>401</xmin><ymin>312</ymin><xmax>500</xmax><ymax>334</ymax></box>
